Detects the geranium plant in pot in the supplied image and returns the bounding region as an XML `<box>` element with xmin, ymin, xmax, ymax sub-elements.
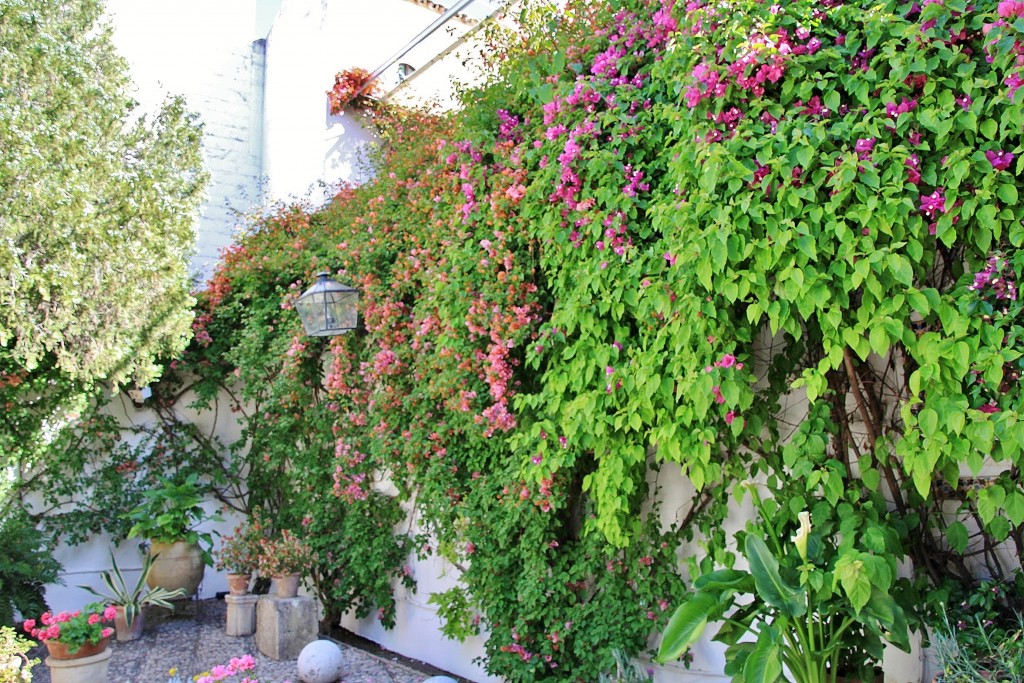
<box><xmin>22</xmin><ymin>602</ymin><xmax>115</xmax><ymax>659</ymax></box>
<box><xmin>126</xmin><ymin>473</ymin><xmax>221</xmax><ymax>597</ymax></box>
<box><xmin>77</xmin><ymin>549</ymin><xmax>185</xmax><ymax>641</ymax></box>
<box><xmin>215</xmin><ymin>520</ymin><xmax>264</xmax><ymax>596</ymax></box>
<box><xmin>257</xmin><ymin>530</ymin><xmax>312</xmax><ymax>599</ymax></box>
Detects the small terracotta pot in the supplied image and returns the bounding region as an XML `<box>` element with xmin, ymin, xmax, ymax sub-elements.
<box><xmin>113</xmin><ymin>606</ymin><xmax>144</xmax><ymax>641</ymax></box>
<box><xmin>45</xmin><ymin>637</ymin><xmax>109</xmax><ymax>660</ymax></box>
<box><xmin>274</xmin><ymin>573</ymin><xmax>300</xmax><ymax>598</ymax></box>
<box><xmin>226</xmin><ymin>572</ymin><xmax>252</xmax><ymax>596</ymax></box>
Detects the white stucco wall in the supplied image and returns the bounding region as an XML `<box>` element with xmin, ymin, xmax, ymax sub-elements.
<box><xmin>41</xmin><ymin>388</ymin><xmax>246</xmax><ymax>614</ymax></box>
<box><xmin>105</xmin><ymin>0</ymin><xmax>266</xmax><ymax>285</ymax></box>
<box><xmin>261</xmin><ymin>0</ymin><xmax>483</xmax><ymax>204</ymax></box>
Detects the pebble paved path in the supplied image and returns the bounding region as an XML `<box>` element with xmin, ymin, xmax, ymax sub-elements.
<box><xmin>28</xmin><ymin>599</ymin><xmax>432</xmax><ymax>683</ymax></box>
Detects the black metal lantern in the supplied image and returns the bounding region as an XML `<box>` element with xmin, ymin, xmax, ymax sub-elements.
<box><xmin>295</xmin><ymin>272</ymin><xmax>358</xmax><ymax>336</ymax></box>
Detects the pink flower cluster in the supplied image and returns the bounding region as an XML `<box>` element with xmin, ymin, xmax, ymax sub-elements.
<box><xmin>705</xmin><ymin>353</ymin><xmax>745</xmax><ymax>426</ymax></box>
<box><xmin>985</xmin><ymin>149</ymin><xmax>1015</xmax><ymax>171</ymax></box>
<box><xmin>332</xmin><ymin>439</ymin><xmax>370</xmax><ymax>502</ymax></box>
<box><xmin>23</xmin><ymin>606</ymin><xmax>116</xmax><ymax>644</ymax></box>
<box><xmin>999</xmin><ymin>0</ymin><xmax>1024</xmax><ymax>18</ymax></box>
<box><xmin>188</xmin><ymin>655</ymin><xmax>263</xmax><ymax>683</ymax></box>
<box><xmin>919</xmin><ymin>190</ymin><xmax>947</xmax><ymax>219</ymax></box>
<box><xmin>541</xmin><ymin>0</ymin><xmax>674</xmax><ymax>222</ymax></box>
<box><xmin>970</xmin><ymin>254</ymin><xmax>1019</xmax><ymax>302</ymax></box>
<box><xmin>684</xmin><ymin>20</ymin><xmax>829</xmax><ymax>111</ymax></box>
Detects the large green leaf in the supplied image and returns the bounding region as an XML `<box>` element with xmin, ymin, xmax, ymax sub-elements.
<box><xmin>744</xmin><ymin>535</ymin><xmax>806</xmax><ymax>617</ymax></box>
<box><xmin>723</xmin><ymin>642</ymin><xmax>755</xmax><ymax>679</ymax></box>
<box><xmin>714</xmin><ymin>601</ymin><xmax>761</xmax><ymax>645</ymax></box>
<box><xmin>834</xmin><ymin>553</ymin><xmax>872</xmax><ymax>613</ymax></box>
<box><xmin>743</xmin><ymin>639</ymin><xmax>784</xmax><ymax>683</ymax></box>
<box><xmin>693</xmin><ymin>568</ymin><xmax>754</xmax><ymax>593</ymax></box>
<box><xmin>656</xmin><ymin>591</ymin><xmax>719</xmax><ymax>663</ymax></box>
<box><xmin>860</xmin><ymin>588</ymin><xmax>911</xmax><ymax>652</ymax></box>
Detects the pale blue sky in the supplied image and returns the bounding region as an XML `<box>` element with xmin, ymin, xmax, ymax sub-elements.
<box><xmin>255</xmin><ymin>0</ymin><xmax>283</xmax><ymax>36</ymax></box>
<box><xmin>254</xmin><ymin>0</ymin><xmax>504</xmax><ymax>37</ymax></box>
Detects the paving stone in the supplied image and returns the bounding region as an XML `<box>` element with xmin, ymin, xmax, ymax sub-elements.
<box><xmin>27</xmin><ymin>599</ymin><xmax>431</xmax><ymax>683</ymax></box>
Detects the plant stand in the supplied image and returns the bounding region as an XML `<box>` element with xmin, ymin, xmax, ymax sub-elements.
<box><xmin>46</xmin><ymin>647</ymin><xmax>112</xmax><ymax>683</ymax></box>
<box><xmin>255</xmin><ymin>595</ymin><xmax>316</xmax><ymax>660</ymax></box>
<box><xmin>225</xmin><ymin>593</ymin><xmax>258</xmax><ymax>636</ymax></box>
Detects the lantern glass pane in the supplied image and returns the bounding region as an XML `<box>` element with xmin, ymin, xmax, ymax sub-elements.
<box><xmin>324</xmin><ymin>290</ymin><xmax>358</xmax><ymax>332</ymax></box>
<box><xmin>296</xmin><ymin>277</ymin><xmax>358</xmax><ymax>336</ymax></box>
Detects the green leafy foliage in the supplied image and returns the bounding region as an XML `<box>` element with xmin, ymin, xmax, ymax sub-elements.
<box><xmin>0</xmin><ymin>511</ymin><xmax>61</xmax><ymax>627</ymax></box>
<box><xmin>657</xmin><ymin>491</ymin><xmax>909</xmax><ymax>682</ymax></box>
<box><xmin>23</xmin><ymin>0</ymin><xmax>1024</xmax><ymax>678</ymax></box>
<box><xmin>0</xmin><ymin>0</ymin><xmax>208</xmax><ymax>553</ymax></box>
<box><xmin>0</xmin><ymin>625</ymin><xmax>38</xmax><ymax>683</ymax></box>
<box><xmin>126</xmin><ymin>473</ymin><xmax>222</xmax><ymax>561</ymax></box>
<box><xmin>0</xmin><ymin>0</ymin><xmax>206</xmax><ymax>384</ymax></box>
<box><xmin>77</xmin><ymin>549</ymin><xmax>185</xmax><ymax>627</ymax></box>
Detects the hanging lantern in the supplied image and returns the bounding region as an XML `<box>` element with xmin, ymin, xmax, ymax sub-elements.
<box><xmin>295</xmin><ymin>272</ymin><xmax>358</xmax><ymax>336</ymax></box>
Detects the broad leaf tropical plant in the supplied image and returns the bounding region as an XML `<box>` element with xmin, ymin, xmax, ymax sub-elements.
<box><xmin>126</xmin><ymin>473</ymin><xmax>221</xmax><ymax>563</ymax></box>
<box><xmin>78</xmin><ymin>550</ymin><xmax>185</xmax><ymax>627</ymax></box>
<box><xmin>656</xmin><ymin>485</ymin><xmax>911</xmax><ymax>683</ymax></box>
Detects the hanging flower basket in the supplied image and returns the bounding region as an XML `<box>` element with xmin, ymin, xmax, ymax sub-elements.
<box><xmin>327</xmin><ymin>67</ymin><xmax>380</xmax><ymax>115</ymax></box>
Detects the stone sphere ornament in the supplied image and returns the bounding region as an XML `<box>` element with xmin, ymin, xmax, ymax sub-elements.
<box><xmin>297</xmin><ymin>639</ymin><xmax>344</xmax><ymax>683</ymax></box>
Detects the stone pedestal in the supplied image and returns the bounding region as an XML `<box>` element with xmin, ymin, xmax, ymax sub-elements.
<box><xmin>256</xmin><ymin>595</ymin><xmax>317</xmax><ymax>660</ymax></box>
<box><xmin>46</xmin><ymin>647</ymin><xmax>112</xmax><ymax>683</ymax></box>
<box><xmin>225</xmin><ymin>593</ymin><xmax>258</xmax><ymax>636</ymax></box>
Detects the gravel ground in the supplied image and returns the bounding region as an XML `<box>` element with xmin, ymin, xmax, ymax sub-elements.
<box><xmin>27</xmin><ymin>599</ymin><xmax>432</xmax><ymax>683</ymax></box>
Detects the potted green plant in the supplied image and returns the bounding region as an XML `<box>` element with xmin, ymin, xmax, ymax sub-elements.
<box><xmin>126</xmin><ymin>473</ymin><xmax>221</xmax><ymax>598</ymax></box>
<box><xmin>22</xmin><ymin>602</ymin><xmax>115</xmax><ymax>682</ymax></box>
<box><xmin>22</xmin><ymin>602</ymin><xmax>114</xmax><ymax>658</ymax></box>
<box><xmin>929</xmin><ymin>589</ymin><xmax>1024</xmax><ymax>679</ymax></box>
<box><xmin>256</xmin><ymin>530</ymin><xmax>312</xmax><ymax>598</ymax></box>
<box><xmin>215</xmin><ymin>521</ymin><xmax>263</xmax><ymax>596</ymax></box>
<box><xmin>656</xmin><ymin>484</ymin><xmax>911</xmax><ymax>683</ymax></box>
<box><xmin>77</xmin><ymin>549</ymin><xmax>185</xmax><ymax>641</ymax></box>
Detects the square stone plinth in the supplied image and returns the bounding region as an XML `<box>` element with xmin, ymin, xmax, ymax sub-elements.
<box><xmin>225</xmin><ymin>593</ymin><xmax>258</xmax><ymax>636</ymax></box>
<box><xmin>256</xmin><ymin>595</ymin><xmax>317</xmax><ymax>660</ymax></box>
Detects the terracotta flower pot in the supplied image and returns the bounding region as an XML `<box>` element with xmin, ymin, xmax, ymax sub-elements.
<box><xmin>45</xmin><ymin>637</ymin><xmax>109</xmax><ymax>661</ymax></box>
<box><xmin>226</xmin><ymin>572</ymin><xmax>252</xmax><ymax>596</ymax></box>
<box><xmin>147</xmin><ymin>540</ymin><xmax>205</xmax><ymax>597</ymax></box>
<box><xmin>113</xmin><ymin>606</ymin><xmax>144</xmax><ymax>642</ymax></box>
<box><xmin>274</xmin><ymin>573</ymin><xmax>300</xmax><ymax>598</ymax></box>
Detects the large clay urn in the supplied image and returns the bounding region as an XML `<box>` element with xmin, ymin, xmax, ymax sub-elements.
<box><xmin>146</xmin><ymin>540</ymin><xmax>205</xmax><ymax>597</ymax></box>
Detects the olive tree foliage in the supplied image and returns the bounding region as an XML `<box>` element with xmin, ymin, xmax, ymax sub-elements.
<box><xmin>0</xmin><ymin>0</ymin><xmax>207</xmax><ymax>385</ymax></box>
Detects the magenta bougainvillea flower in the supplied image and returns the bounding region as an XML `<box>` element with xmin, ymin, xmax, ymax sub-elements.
<box><xmin>919</xmin><ymin>189</ymin><xmax>946</xmax><ymax>218</ymax></box>
<box><xmin>985</xmin><ymin>149</ymin><xmax>1015</xmax><ymax>171</ymax></box>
